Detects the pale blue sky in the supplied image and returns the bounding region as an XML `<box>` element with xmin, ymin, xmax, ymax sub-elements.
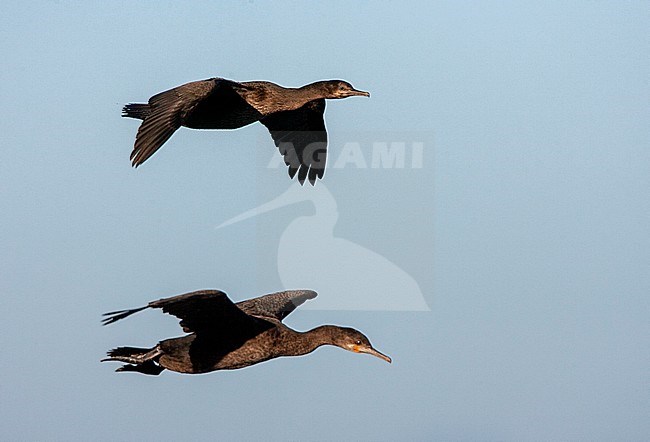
<box><xmin>1</xmin><ymin>1</ymin><xmax>648</xmax><ymax>440</ymax></box>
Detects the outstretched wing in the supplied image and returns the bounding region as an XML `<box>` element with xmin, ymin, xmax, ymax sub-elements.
<box><xmin>102</xmin><ymin>289</ymin><xmax>265</xmax><ymax>335</ymax></box>
<box><xmin>260</xmin><ymin>99</ymin><xmax>327</xmax><ymax>185</ymax></box>
<box><xmin>126</xmin><ymin>79</ymin><xmax>229</xmax><ymax>167</ymax></box>
<box><xmin>236</xmin><ymin>290</ymin><xmax>317</xmax><ymax>322</ymax></box>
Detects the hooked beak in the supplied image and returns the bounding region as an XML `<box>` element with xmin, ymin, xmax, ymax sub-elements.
<box><xmin>350</xmin><ymin>88</ymin><xmax>370</xmax><ymax>98</ymax></box>
<box><xmin>359</xmin><ymin>346</ymin><xmax>392</xmax><ymax>363</ymax></box>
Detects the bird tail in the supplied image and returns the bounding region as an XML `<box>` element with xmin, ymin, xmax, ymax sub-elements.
<box><xmin>115</xmin><ymin>361</ymin><xmax>164</xmax><ymax>375</ymax></box>
<box><xmin>101</xmin><ymin>345</ymin><xmax>164</xmax><ymax>375</ymax></box>
<box><xmin>104</xmin><ymin>346</ymin><xmax>153</xmax><ymax>359</ymax></box>
<box><xmin>122</xmin><ymin>103</ymin><xmax>151</xmax><ymax>120</ymax></box>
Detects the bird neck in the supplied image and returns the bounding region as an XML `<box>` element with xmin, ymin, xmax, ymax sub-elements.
<box><xmin>296</xmin><ymin>81</ymin><xmax>330</xmax><ymax>101</ymax></box>
<box><xmin>291</xmin><ymin>325</ymin><xmax>339</xmax><ymax>356</ymax></box>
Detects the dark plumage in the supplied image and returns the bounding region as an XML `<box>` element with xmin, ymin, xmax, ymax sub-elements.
<box><xmin>123</xmin><ymin>78</ymin><xmax>370</xmax><ymax>185</ymax></box>
<box><xmin>101</xmin><ymin>289</ymin><xmax>391</xmax><ymax>375</ymax></box>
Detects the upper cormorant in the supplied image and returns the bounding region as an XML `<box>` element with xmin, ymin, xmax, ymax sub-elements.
<box><xmin>122</xmin><ymin>78</ymin><xmax>370</xmax><ymax>185</ymax></box>
<box><xmin>101</xmin><ymin>289</ymin><xmax>391</xmax><ymax>375</ymax></box>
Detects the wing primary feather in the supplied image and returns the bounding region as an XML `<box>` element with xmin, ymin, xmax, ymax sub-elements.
<box><xmin>101</xmin><ymin>306</ymin><xmax>147</xmax><ymax>326</ymax></box>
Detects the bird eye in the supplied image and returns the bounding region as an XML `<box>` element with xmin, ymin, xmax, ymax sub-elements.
<box><xmin>355</xmin><ymin>340</ymin><xmax>362</xmax><ymax>345</ymax></box>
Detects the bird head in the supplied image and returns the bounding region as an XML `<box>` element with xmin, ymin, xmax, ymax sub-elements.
<box><xmin>332</xmin><ymin>327</ymin><xmax>391</xmax><ymax>363</ymax></box>
<box><xmin>323</xmin><ymin>80</ymin><xmax>370</xmax><ymax>99</ymax></box>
